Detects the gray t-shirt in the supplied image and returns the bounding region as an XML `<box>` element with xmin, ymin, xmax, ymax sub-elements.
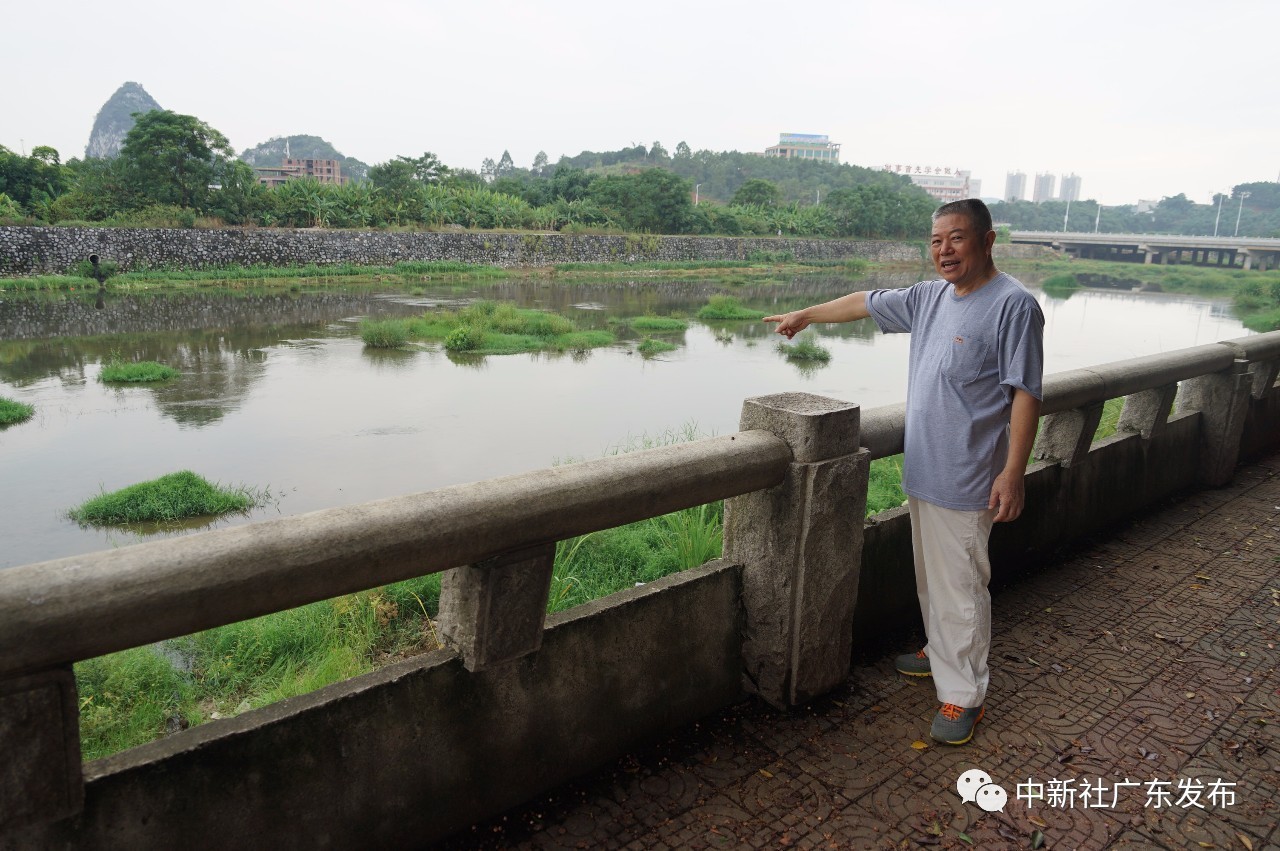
<box><xmin>866</xmin><ymin>272</ymin><xmax>1044</xmax><ymax>511</ymax></box>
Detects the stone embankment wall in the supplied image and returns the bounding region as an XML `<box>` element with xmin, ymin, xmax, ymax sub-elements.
<box><xmin>0</xmin><ymin>226</ymin><xmax>922</xmax><ymax>276</ymax></box>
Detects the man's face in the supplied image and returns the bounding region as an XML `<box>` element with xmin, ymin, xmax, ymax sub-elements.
<box><xmin>930</xmin><ymin>213</ymin><xmax>992</xmax><ymax>289</ymax></box>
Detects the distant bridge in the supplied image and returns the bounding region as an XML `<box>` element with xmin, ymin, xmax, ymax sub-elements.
<box><xmin>1011</xmin><ymin>230</ymin><xmax>1280</xmax><ymax>270</ymax></box>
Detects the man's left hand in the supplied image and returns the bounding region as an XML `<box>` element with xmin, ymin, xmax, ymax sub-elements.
<box><xmin>988</xmin><ymin>471</ymin><xmax>1025</xmax><ymax>522</ymax></box>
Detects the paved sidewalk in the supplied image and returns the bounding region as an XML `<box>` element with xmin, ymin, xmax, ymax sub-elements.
<box><xmin>436</xmin><ymin>451</ymin><xmax>1280</xmax><ymax>850</ymax></box>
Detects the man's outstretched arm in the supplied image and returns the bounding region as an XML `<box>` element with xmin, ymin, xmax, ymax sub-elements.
<box><xmin>764</xmin><ymin>291</ymin><xmax>871</xmax><ymax>339</ymax></box>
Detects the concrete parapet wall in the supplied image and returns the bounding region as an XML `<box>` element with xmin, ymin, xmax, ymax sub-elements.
<box><xmin>0</xmin><ymin>225</ymin><xmax>919</xmax><ymax>276</ymax></box>
<box><xmin>3</xmin><ymin>563</ymin><xmax>744</xmax><ymax>849</ymax></box>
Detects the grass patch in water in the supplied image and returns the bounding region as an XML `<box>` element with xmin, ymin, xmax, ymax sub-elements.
<box><xmin>0</xmin><ymin>396</ymin><xmax>35</xmax><ymax>425</ymax></box>
<box><xmin>611</xmin><ymin>315</ymin><xmax>688</xmax><ymax>333</ymax></box>
<box><xmin>777</xmin><ymin>337</ymin><xmax>832</xmax><ymax>362</ymax></box>
<box><xmin>360</xmin><ymin>300</ymin><xmax>616</xmax><ymax>355</ymax></box>
<box><xmin>637</xmin><ymin>337</ymin><xmax>678</xmax><ymax>358</ymax></box>
<box><xmin>68</xmin><ymin>470</ymin><xmax>266</xmax><ymax>526</ymax></box>
<box><xmin>696</xmin><ymin>295</ymin><xmax>767</xmax><ymax>321</ymax></box>
<box><xmin>99</xmin><ymin>358</ymin><xmax>180</xmax><ymax>383</ymax></box>
<box><xmin>360</xmin><ymin>319</ymin><xmax>411</xmax><ymax>348</ymax></box>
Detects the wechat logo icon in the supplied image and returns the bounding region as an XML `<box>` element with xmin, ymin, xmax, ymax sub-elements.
<box><xmin>957</xmin><ymin>767</ymin><xmax>1008</xmax><ymax>813</ymax></box>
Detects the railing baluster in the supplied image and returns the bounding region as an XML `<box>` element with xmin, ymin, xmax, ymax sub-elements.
<box><xmin>438</xmin><ymin>543</ymin><xmax>556</xmax><ymax>671</ymax></box>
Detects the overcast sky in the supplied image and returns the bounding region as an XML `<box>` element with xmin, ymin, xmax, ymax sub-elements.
<box><xmin>4</xmin><ymin>0</ymin><xmax>1274</xmax><ymax>206</ymax></box>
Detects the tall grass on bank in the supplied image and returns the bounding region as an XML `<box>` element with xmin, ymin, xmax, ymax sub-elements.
<box><xmin>76</xmin><ymin>576</ymin><xmax>442</xmax><ymax>760</ymax></box>
<box><xmin>0</xmin><ymin>395</ymin><xmax>35</xmax><ymax>426</ymax></box>
<box><xmin>0</xmin><ymin>261</ymin><xmax>508</xmax><ymax>293</ymax></box>
<box><xmin>68</xmin><ymin>470</ymin><xmax>266</xmax><ymax>526</ymax></box>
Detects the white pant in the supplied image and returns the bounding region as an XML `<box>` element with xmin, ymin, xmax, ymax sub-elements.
<box><xmin>908</xmin><ymin>497</ymin><xmax>995</xmax><ymax>708</ymax></box>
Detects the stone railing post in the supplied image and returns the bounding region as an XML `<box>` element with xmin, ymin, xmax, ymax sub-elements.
<box><xmin>1032</xmin><ymin>402</ymin><xmax>1105</xmax><ymax>466</ymax></box>
<box><xmin>437</xmin><ymin>543</ymin><xmax>555</xmax><ymax>672</ymax></box>
<box><xmin>1116</xmin><ymin>383</ymin><xmax>1178</xmax><ymax>440</ymax></box>
<box><xmin>723</xmin><ymin>393</ymin><xmax>868</xmax><ymax>709</ymax></box>
<box><xmin>1249</xmin><ymin>358</ymin><xmax>1279</xmax><ymax>400</ymax></box>
<box><xmin>0</xmin><ymin>667</ymin><xmax>83</xmax><ymax>833</ymax></box>
<box><xmin>1176</xmin><ymin>359</ymin><xmax>1252</xmax><ymax>487</ymax></box>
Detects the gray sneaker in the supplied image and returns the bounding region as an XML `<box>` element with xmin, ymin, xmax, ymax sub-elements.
<box><xmin>930</xmin><ymin>704</ymin><xmax>984</xmax><ymax>745</ymax></box>
<box><xmin>895</xmin><ymin>649</ymin><xmax>931</xmax><ymax>677</ymax></box>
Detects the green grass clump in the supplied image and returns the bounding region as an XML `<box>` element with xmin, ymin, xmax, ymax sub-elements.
<box><xmin>409</xmin><ymin>301</ymin><xmax>614</xmax><ymax>355</ymax></box>
<box><xmin>777</xmin><ymin>337</ymin><xmax>832</xmax><ymax>362</ymax></box>
<box><xmin>697</xmin><ymin>295</ymin><xmax>767</xmax><ymax>321</ymax></box>
<box><xmin>99</xmin><ymin>358</ymin><xmax>180</xmax><ymax>383</ymax></box>
<box><xmin>1242</xmin><ymin>307</ymin><xmax>1280</xmax><ymax>332</ymax></box>
<box><xmin>68</xmin><ymin>470</ymin><xmax>264</xmax><ymax>526</ymax></box>
<box><xmin>612</xmin><ymin>315</ymin><xmax>689</xmax><ymax>333</ymax></box>
<box><xmin>0</xmin><ymin>396</ymin><xmax>35</xmax><ymax>426</ymax></box>
<box><xmin>867</xmin><ymin>456</ymin><xmax>906</xmax><ymax>515</ymax></box>
<box><xmin>551</xmin><ymin>502</ymin><xmax>722</xmax><ymax>611</ymax></box>
<box><xmin>637</xmin><ymin>337</ymin><xmax>678</xmax><ymax>358</ymax></box>
<box><xmin>360</xmin><ymin>319</ymin><xmax>411</xmax><ymax>348</ymax></box>
<box><xmin>1041</xmin><ymin>272</ymin><xmax>1080</xmax><ymax>299</ymax></box>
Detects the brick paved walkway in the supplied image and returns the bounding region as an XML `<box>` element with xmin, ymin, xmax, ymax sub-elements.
<box><xmin>436</xmin><ymin>451</ymin><xmax>1280</xmax><ymax>850</ymax></box>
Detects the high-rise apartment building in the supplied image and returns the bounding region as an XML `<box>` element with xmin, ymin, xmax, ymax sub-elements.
<box><xmin>1033</xmin><ymin>173</ymin><xmax>1056</xmax><ymax>203</ymax></box>
<box><xmin>1004</xmin><ymin>171</ymin><xmax>1027</xmax><ymax>202</ymax></box>
<box><xmin>1059</xmin><ymin>173</ymin><xmax>1082</xmax><ymax>202</ymax></box>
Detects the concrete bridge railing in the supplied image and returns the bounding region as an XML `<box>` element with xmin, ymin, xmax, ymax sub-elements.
<box><xmin>3</xmin><ymin>331</ymin><xmax>1279</xmax><ymax>848</ymax></box>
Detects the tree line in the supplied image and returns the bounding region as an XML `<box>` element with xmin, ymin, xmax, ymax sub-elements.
<box><xmin>5</xmin><ymin>108</ymin><xmax>1273</xmax><ymax>240</ymax></box>
<box><xmin>0</xmin><ymin>110</ymin><xmax>938</xmax><ymax>239</ymax></box>
<box><xmin>990</xmin><ymin>184</ymin><xmax>1280</xmax><ymax>238</ymax></box>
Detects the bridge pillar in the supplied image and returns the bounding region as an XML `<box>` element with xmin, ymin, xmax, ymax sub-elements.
<box><xmin>0</xmin><ymin>666</ymin><xmax>83</xmax><ymax>833</ymax></box>
<box><xmin>724</xmin><ymin>392</ymin><xmax>868</xmax><ymax>708</ymax></box>
<box><xmin>437</xmin><ymin>542</ymin><xmax>555</xmax><ymax>671</ymax></box>
<box><xmin>1177</xmin><ymin>359</ymin><xmax>1252</xmax><ymax>487</ymax></box>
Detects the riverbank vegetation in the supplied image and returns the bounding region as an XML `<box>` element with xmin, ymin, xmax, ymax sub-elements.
<box><xmin>0</xmin><ymin>395</ymin><xmax>34</xmax><ymax>425</ymax></box>
<box><xmin>1005</xmin><ymin>258</ymin><xmax>1280</xmax><ymax>331</ymax></box>
<box><xmin>68</xmin><ymin>470</ymin><xmax>266</xmax><ymax>526</ymax></box>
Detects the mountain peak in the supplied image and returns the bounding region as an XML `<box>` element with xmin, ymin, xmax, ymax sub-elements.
<box><xmin>85</xmin><ymin>82</ymin><xmax>163</xmax><ymax>159</ymax></box>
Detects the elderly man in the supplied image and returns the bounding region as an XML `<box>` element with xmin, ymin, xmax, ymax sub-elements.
<box><xmin>764</xmin><ymin>199</ymin><xmax>1044</xmax><ymax>745</ymax></box>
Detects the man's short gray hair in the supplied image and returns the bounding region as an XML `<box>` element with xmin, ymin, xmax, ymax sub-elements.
<box><xmin>932</xmin><ymin>199</ymin><xmax>993</xmax><ymax>236</ymax></box>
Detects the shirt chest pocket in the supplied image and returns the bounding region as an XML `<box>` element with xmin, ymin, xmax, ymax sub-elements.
<box><xmin>941</xmin><ymin>335</ymin><xmax>990</xmax><ymax>383</ymax></box>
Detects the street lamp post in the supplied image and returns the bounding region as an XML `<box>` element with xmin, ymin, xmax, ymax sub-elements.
<box><xmin>1235</xmin><ymin>191</ymin><xmax>1251</xmax><ymax>237</ymax></box>
<box><xmin>1062</xmin><ymin>198</ymin><xmax>1071</xmax><ymax>232</ymax></box>
<box><xmin>1094</xmin><ymin>204</ymin><xmax>1102</xmax><ymax>233</ymax></box>
<box><xmin>1213</xmin><ymin>193</ymin><xmax>1224</xmax><ymax>237</ymax></box>
<box><xmin>694</xmin><ymin>184</ymin><xmax>701</xmax><ymax>206</ymax></box>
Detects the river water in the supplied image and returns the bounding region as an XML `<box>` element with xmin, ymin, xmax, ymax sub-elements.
<box><xmin>0</xmin><ymin>270</ymin><xmax>1252</xmax><ymax>569</ymax></box>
